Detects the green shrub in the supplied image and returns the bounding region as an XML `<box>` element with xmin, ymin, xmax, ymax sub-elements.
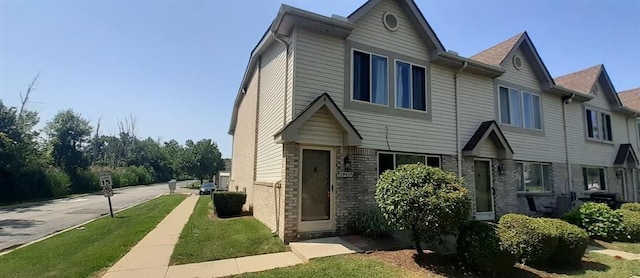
<box><xmin>133</xmin><ymin>165</ymin><xmax>155</xmax><ymax>185</ymax></box>
<box><xmin>70</xmin><ymin>169</ymin><xmax>100</xmax><ymax>193</ymax></box>
<box><xmin>212</xmin><ymin>192</ymin><xmax>247</xmax><ymax>217</ymax></box>
<box><xmin>45</xmin><ymin>167</ymin><xmax>71</xmax><ymax>197</ymax></box>
<box><xmin>498</xmin><ymin>214</ymin><xmax>558</xmax><ymax>264</ymax></box>
<box><xmin>618</xmin><ymin>209</ymin><xmax>640</xmax><ymax>242</ymax></box>
<box><xmin>545</xmin><ymin>218</ymin><xmax>589</xmax><ymax>266</ymax></box>
<box><xmin>350</xmin><ymin>206</ymin><xmax>391</xmax><ymax>239</ymax></box>
<box><xmin>579</xmin><ymin>202</ymin><xmax>625</xmax><ymax>241</ymax></box>
<box><xmin>621</xmin><ymin>203</ymin><xmax>640</xmax><ymax>213</ymax></box>
<box><xmin>375</xmin><ymin>164</ymin><xmax>470</xmax><ymax>254</ymax></box>
<box><xmin>457</xmin><ymin>221</ymin><xmax>516</xmax><ymax>275</ymax></box>
<box><xmin>560</xmin><ymin>208</ymin><xmax>582</xmax><ymax>226</ymax></box>
<box><xmin>117</xmin><ymin>167</ymin><xmax>139</xmax><ymax>186</ymax></box>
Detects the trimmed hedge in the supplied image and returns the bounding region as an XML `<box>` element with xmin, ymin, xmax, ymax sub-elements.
<box><xmin>498</xmin><ymin>214</ymin><xmax>558</xmax><ymax>264</ymax></box>
<box><xmin>579</xmin><ymin>202</ymin><xmax>625</xmax><ymax>241</ymax></box>
<box><xmin>457</xmin><ymin>221</ymin><xmax>516</xmax><ymax>275</ymax></box>
<box><xmin>621</xmin><ymin>203</ymin><xmax>640</xmax><ymax>213</ymax></box>
<box><xmin>618</xmin><ymin>209</ymin><xmax>640</xmax><ymax>242</ymax></box>
<box><xmin>560</xmin><ymin>208</ymin><xmax>581</xmax><ymax>227</ymax></box>
<box><xmin>212</xmin><ymin>191</ymin><xmax>246</xmax><ymax>217</ymax></box>
<box><xmin>546</xmin><ymin>218</ymin><xmax>589</xmax><ymax>266</ymax></box>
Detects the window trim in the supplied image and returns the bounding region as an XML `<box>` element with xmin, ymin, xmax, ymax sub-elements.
<box><xmin>636</xmin><ymin>121</ymin><xmax>640</xmax><ymax>148</ymax></box>
<box><xmin>497</xmin><ymin>85</ymin><xmax>543</xmax><ymax>131</ymax></box>
<box><xmin>515</xmin><ymin>161</ymin><xmax>552</xmax><ymax>193</ymax></box>
<box><xmin>582</xmin><ymin>167</ymin><xmax>607</xmax><ymax>191</ymax></box>
<box><xmin>393</xmin><ymin>58</ymin><xmax>428</xmax><ymax>113</ymax></box>
<box><xmin>584</xmin><ymin>106</ymin><xmax>614</xmax><ymax>143</ymax></box>
<box><xmin>377</xmin><ymin>151</ymin><xmax>441</xmax><ymax>176</ymax></box>
<box><xmin>350</xmin><ymin>48</ymin><xmax>389</xmax><ymax>107</ymax></box>
<box><xmin>343</xmin><ymin>40</ymin><xmax>432</xmax><ymax>121</ymax></box>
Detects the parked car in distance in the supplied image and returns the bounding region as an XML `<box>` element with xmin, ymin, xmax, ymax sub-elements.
<box><xmin>199</xmin><ymin>183</ymin><xmax>216</xmax><ymax>195</ymax></box>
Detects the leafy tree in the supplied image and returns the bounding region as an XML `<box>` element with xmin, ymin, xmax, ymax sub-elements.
<box><xmin>45</xmin><ymin>110</ymin><xmax>92</xmax><ymax>174</ymax></box>
<box><xmin>375</xmin><ymin>164</ymin><xmax>471</xmax><ymax>254</ymax></box>
<box><xmin>184</xmin><ymin>139</ymin><xmax>224</xmax><ymax>183</ymax></box>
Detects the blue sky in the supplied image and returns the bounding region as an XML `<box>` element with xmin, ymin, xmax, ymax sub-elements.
<box><xmin>1</xmin><ymin>0</ymin><xmax>639</xmax><ymax>157</ymax></box>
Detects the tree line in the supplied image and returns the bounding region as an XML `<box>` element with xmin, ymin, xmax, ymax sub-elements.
<box><xmin>0</xmin><ymin>77</ymin><xmax>224</xmax><ymax>203</ymax></box>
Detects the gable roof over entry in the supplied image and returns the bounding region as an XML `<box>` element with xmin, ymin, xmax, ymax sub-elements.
<box><xmin>462</xmin><ymin>121</ymin><xmax>514</xmax><ymax>159</ymax></box>
<box><xmin>274</xmin><ymin>93</ymin><xmax>362</xmax><ymax>146</ymax></box>
<box><xmin>614</xmin><ymin>144</ymin><xmax>639</xmax><ymax>167</ymax></box>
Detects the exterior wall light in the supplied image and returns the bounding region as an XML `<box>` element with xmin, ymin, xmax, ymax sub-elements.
<box><xmin>344</xmin><ymin>156</ymin><xmax>352</xmax><ymax>171</ymax></box>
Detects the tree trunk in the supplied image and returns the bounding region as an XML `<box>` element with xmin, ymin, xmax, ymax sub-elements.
<box><xmin>412</xmin><ymin>225</ymin><xmax>424</xmax><ymax>255</ymax></box>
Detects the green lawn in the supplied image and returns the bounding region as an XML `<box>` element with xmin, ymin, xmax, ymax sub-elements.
<box><xmin>547</xmin><ymin>253</ymin><xmax>640</xmax><ymax>277</ymax></box>
<box><xmin>232</xmin><ymin>256</ymin><xmax>415</xmax><ymax>278</ymax></box>
<box><xmin>170</xmin><ymin>196</ymin><xmax>287</xmax><ymax>265</ymax></box>
<box><xmin>0</xmin><ymin>194</ymin><xmax>186</xmax><ymax>278</ymax></box>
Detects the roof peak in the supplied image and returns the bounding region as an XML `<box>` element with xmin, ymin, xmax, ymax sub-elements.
<box><xmin>469</xmin><ymin>31</ymin><xmax>526</xmax><ymax>65</ymax></box>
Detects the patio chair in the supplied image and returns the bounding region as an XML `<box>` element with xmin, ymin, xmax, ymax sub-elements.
<box><xmin>526</xmin><ymin>196</ymin><xmax>554</xmax><ymax>217</ymax></box>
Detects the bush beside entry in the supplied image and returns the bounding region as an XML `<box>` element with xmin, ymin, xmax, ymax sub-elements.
<box><xmin>618</xmin><ymin>209</ymin><xmax>640</xmax><ymax>242</ymax></box>
<box><xmin>375</xmin><ymin>164</ymin><xmax>470</xmax><ymax>254</ymax></box>
<box><xmin>457</xmin><ymin>221</ymin><xmax>516</xmax><ymax>275</ymax></box>
<box><xmin>212</xmin><ymin>192</ymin><xmax>246</xmax><ymax>217</ymax></box>
<box><xmin>621</xmin><ymin>203</ymin><xmax>640</xmax><ymax>213</ymax></box>
<box><xmin>349</xmin><ymin>206</ymin><xmax>391</xmax><ymax>239</ymax></box>
<box><xmin>578</xmin><ymin>202</ymin><xmax>625</xmax><ymax>241</ymax></box>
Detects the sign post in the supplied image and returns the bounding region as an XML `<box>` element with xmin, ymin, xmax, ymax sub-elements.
<box><xmin>100</xmin><ymin>173</ymin><xmax>114</xmax><ymax>218</ymax></box>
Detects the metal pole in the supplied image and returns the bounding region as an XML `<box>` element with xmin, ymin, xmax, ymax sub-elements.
<box><xmin>108</xmin><ymin>196</ymin><xmax>114</xmax><ymax>217</ymax></box>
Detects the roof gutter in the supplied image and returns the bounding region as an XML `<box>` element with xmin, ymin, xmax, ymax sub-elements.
<box><xmin>433</xmin><ymin>51</ymin><xmax>505</xmax><ymax>78</ymax></box>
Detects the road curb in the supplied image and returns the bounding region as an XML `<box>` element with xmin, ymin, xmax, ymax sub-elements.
<box><xmin>0</xmin><ymin>193</ymin><xmax>173</xmax><ymax>257</ymax></box>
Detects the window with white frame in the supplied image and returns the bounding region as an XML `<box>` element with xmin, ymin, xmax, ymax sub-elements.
<box><xmin>585</xmin><ymin>108</ymin><xmax>612</xmax><ymax>141</ymax></box>
<box><xmin>378</xmin><ymin>152</ymin><xmax>440</xmax><ymax>175</ymax></box>
<box><xmin>498</xmin><ymin>86</ymin><xmax>542</xmax><ymax>130</ymax></box>
<box><xmin>395</xmin><ymin>61</ymin><xmax>426</xmax><ymax>111</ymax></box>
<box><xmin>353</xmin><ymin>50</ymin><xmax>388</xmax><ymax>105</ymax></box>
<box><xmin>636</xmin><ymin>122</ymin><xmax>640</xmax><ymax>146</ymax></box>
<box><xmin>515</xmin><ymin>162</ymin><xmax>551</xmax><ymax>192</ymax></box>
<box><xmin>583</xmin><ymin>167</ymin><xmax>606</xmax><ymax>190</ymax></box>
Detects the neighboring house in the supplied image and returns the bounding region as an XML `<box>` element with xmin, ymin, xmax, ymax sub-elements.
<box><xmin>228</xmin><ymin>0</ymin><xmax>640</xmax><ymax>242</ymax></box>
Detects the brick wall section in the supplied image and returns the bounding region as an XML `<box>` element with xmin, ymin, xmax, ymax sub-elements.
<box><xmin>336</xmin><ymin>147</ymin><xmax>377</xmax><ymax>234</ymax></box>
<box><xmin>493</xmin><ymin>159</ymin><xmax>519</xmax><ymax>218</ymax></box>
<box><xmin>252</xmin><ymin>183</ymin><xmax>277</xmax><ymax>231</ymax></box>
<box><xmin>281</xmin><ymin>143</ymin><xmax>299</xmax><ymax>242</ymax></box>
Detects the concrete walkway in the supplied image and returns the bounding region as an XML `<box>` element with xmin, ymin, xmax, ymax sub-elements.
<box><xmin>102</xmin><ymin>193</ymin><xmax>360</xmax><ymax>278</ymax></box>
<box><xmin>102</xmin><ymin>194</ymin><xmax>199</xmax><ymax>278</ymax></box>
<box><xmin>587</xmin><ymin>245</ymin><xmax>640</xmax><ymax>260</ymax></box>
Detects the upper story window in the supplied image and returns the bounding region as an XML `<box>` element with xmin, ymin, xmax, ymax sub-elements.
<box><xmin>353</xmin><ymin>50</ymin><xmax>388</xmax><ymax>105</ymax></box>
<box><xmin>636</xmin><ymin>122</ymin><xmax>640</xmax><ymax>146</ymax></box>
<box><xmin>515</xmin><ymin>162</ymin><xmax>551</xmax><ymax>192</ymax></box>
<box><xmin>395</xmin><ymin>61</ymin><xmax>426</xmax><ymax>111</ymax></box>
<box><xmin>498</xmin><ymin>86</ymin><xmax>542</xmax><ymax>130</ymax></box>
<box><xmin>378</xmin><ymin>152</ymin><xmax>440</xmax><ymax>176</ymax></box>
<box><xmin>585</xmin><ymin>108</ymin><xmax>612</xmax><ymax>142</ymax></box>
<box><xmin>583</xmin><ymin>167</ymin><xmax>606</xmax><ymax>191</ymax></box>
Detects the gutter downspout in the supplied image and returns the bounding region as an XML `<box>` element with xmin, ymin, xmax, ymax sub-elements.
<box><xmin>626</xmin><ymin>113</ymin><xmax>638</xmax><ymax>202</ymax></box>
<box><xmin>562</xmin><ymin>94</ymin><xmax>575</xmax><ymax>204</ymax></box>
<box><xmin>272</xmin><ymin>32</ymin><xmax>289</xmax><ymax>237</ymax></box>
<box><xmin>454</xmin><ymin>61</ymin><xmax>468</xmax><ymax>176</ymax></box>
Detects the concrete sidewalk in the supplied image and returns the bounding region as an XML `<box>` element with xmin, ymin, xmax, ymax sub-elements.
<box><xmin>102</xmin><ymin>194</ymin><xmax>199</xmax><ymax>278</ymax></box>
<box><xmin>588</xmin><ymin>245</ymin><xmax>640</xmax><ymax>260</ymax></box>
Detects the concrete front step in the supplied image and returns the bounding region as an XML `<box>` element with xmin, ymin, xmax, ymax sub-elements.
<box><xmin>289</xmin><ymin>237</ymin><xmax>363</xmax><ymax>262</ymax></box>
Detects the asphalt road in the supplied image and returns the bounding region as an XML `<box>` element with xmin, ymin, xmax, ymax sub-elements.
<box><xmin>0</xmin><ymin>180</ymin><xmax>194</xmax><ymax>252</ymax></box>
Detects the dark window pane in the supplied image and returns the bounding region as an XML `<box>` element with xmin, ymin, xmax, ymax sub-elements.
<box><xmin>426</xmin><ymin>156</ymin><xmax>440</xmax><ymax>168</ymax></box>
<box><xmin>378</xmin><ymin>153</ymin><xmax>394</xmax><ymax>176</ymax></box>
<box><xmin>516</xmin><ymin>163</ymin><xmax>524</xmax><ymax>191</ymax></box>
<box><xmin>412</xmin><ymin>65</ymin><xmax>426</xmax><ymax>111</ymax></box>
<box><xmin>586</xmin><ymin>110</ymin><xmax>594</xmax><ymax>138</ymax></box>
<box><xmin>599</xmin><ymin>169</ymin><xmax>606</xmax><ymax>190</ymax></box>
<box><xmin>499</xmin><ymin>87</ymin><xmax>510</xmax><ymax>124</ymax></box>
<box><xmin>395</xmin><ymin>154</ymin><xmax>425</xmax><ymax>166</ymax></box>
<box><xmin>605</xmin><ymin>114</ymin><xmax>612</xmax><ymax>141</ymax></box>
<box><xmin>353</xmin><ymin>51</ymin><xmax>370</xmax><ymax>102</ymax></box>
<box><xmin>582</xmin><ymin>168</ymin><xmax>588</xmax><ymax>190</ymax></box>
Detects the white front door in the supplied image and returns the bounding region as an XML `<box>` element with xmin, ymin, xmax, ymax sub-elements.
<box><xmin>298</xmin><ymin>147</ymin><xmax>335</xmax><ymax>232</ymax></box>
<box><xmin>474</xmin><ymin>159</ymin><xmax>495</xmax><ymax>220</ymax></box>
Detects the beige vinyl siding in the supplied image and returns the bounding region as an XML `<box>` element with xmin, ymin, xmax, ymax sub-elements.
<box><xmin>503</xmin><ymin>93</ymin><xmax>567</xmax><ymax>163</ymax></box>
<box><xmin>476</xmin><ymin>139</ymin><xmax>498</xmax><ymax>158</ymax></box>
<box><xmin>348</xmin><ymin>0</ymin><xmax>429</xmax><ymax>60</ymax></box>
<box><xmin>230</xmin><ymin>68</ymin><xmax>258</xmax><ymax>209</ymax></box>
<box><xmin>499</xmin><ymin>47</ymin><xmax>541</xmax><ymax>91</ymax></box>
<box><xmin>458</xmin><ymin>73</ymin><xmax>496</xmax><ymax>156</ymax></box>
<box><xmin>586</xmin><ymin>83</ymin><xmax>609</xmax><ymax>109</ymax></box>
<box><xmin>287</xmin><ymin>32</ymin><xmax>295</xmax><ymax>122</ymax></box>
<box><xmin>295</xmin><ymin>26</ymin><xmax>456</xmax><ymax>154</ymax></box>
<box><xmin>256</xmin><ymin>42</ymin><xmax>285</xmax><ymax>182</ymax></box>
<box><xmin>294</xmin><ymin>28</ymin><xmax>344</xmax><ymax>116</ymax></box>
<box><xmin>297</xmin><ymin>107</ymin><xmax>344</xmax><ymax>146</ymax></box>
<box><xmin>565</xmin><ymin>102</ymin><xmax>626</xmax><ymax>166</ymax></box>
